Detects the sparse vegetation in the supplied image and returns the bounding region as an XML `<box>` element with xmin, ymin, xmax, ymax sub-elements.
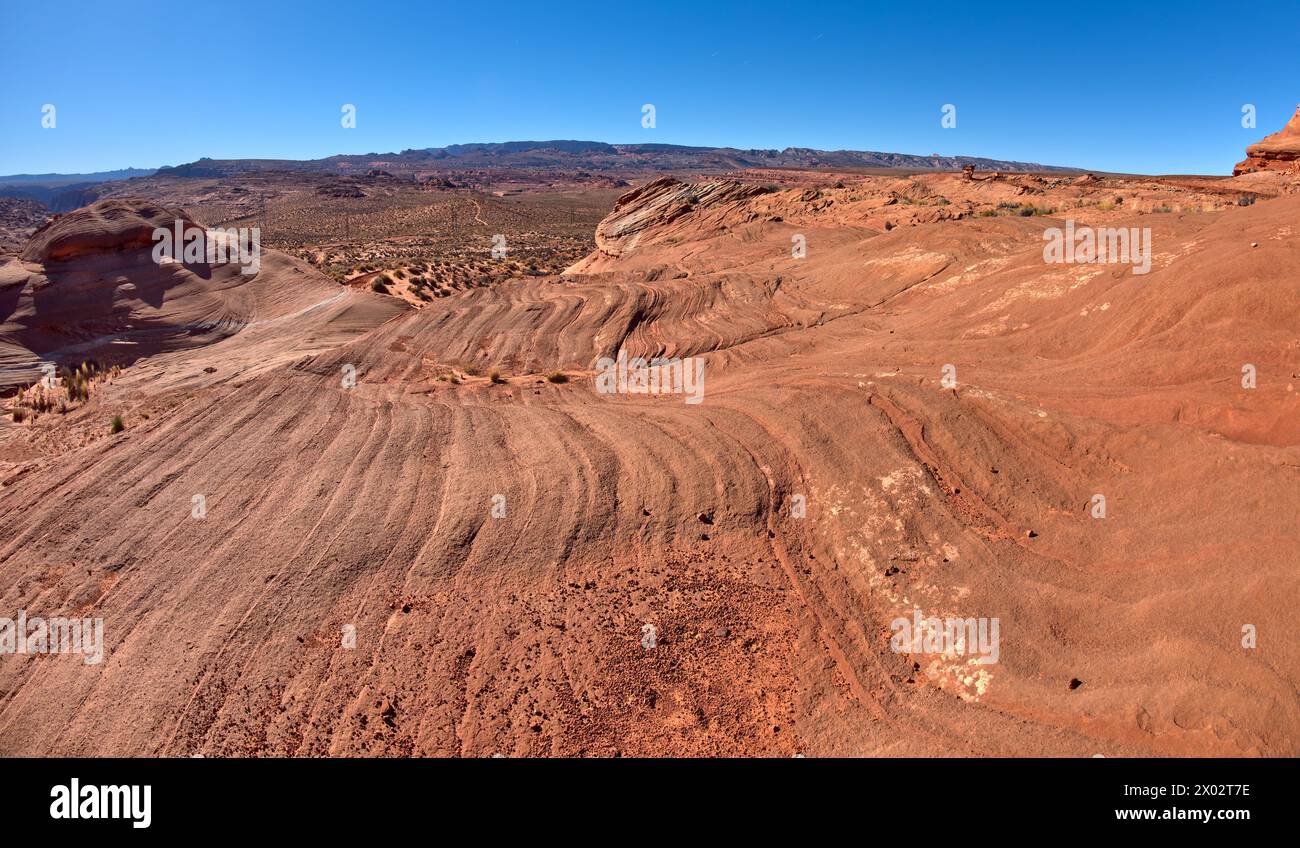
<box><xmin>61</xmin><ymin>367</ymin><xmax>90</xmax><ymax>402</ymax></box>
<box><xmin>488</xmin><ymin>368</ymin><xmax>505</xmax><ymax>384</ymax></box>
<box><xmin>545</xmin><ymin>371</ymin><xmax>568</xmax><ymax>384</ymax></box>
<box><xmin>109</xmin><ymin>414</ymin><xmax>124</xmax><ymax>434</ymax></box>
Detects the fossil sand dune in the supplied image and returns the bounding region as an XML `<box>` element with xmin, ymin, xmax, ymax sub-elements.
<box><xmin>0</xmin><ymin>160</ymin><xmax>1295</xmax><ymax>756</ymax></box>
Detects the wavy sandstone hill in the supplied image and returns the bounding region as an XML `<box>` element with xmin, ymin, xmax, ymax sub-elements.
<box><xmin>0</xmin><ymin>161</ymin><xmax>1295</xmax><ymax>756</ymax></box>
<box><xmin>0</xmin><ymin>199</ymin><xmax>406</xmax><ymax>393</ymax></box>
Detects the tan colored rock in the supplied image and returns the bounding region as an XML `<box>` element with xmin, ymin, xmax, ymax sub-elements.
<box><xmin>21</xmin><ymin>198</ymin><xmax>196</xmax><ymax>263</ymax></box>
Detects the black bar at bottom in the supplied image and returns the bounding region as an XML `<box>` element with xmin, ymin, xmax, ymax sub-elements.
<box><xmin>2</xmin><ymin>756</ymin><xmax>1286</xmax><ymax>834</ymax></box>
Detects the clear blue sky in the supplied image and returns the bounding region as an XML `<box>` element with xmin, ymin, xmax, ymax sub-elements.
<box><xmin>3</xmin><ymin>0</ymin><xmax>1298</xmax><ymax>176</ymax></box>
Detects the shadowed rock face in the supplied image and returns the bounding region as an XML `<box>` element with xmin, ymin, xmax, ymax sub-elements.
<box><xmin>0</xmin><ymin>197</ymin><xmax>406</xmax><ymax>391</ymax></box>
<box><xmin>1235</xmin><ymin>105</ymin><xmax>1300</xmax><ymax>175</ymax></box>
<box><xmin>0</xmin><ymin>171</ymin><xmax>1295</xmax><ymax>758</ymax></box>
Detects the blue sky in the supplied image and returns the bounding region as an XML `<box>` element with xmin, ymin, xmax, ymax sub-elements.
<box><xmin>2</xmin><ymin>0</ymin><xmax>1298</xmax><ymax>175</ymax></box>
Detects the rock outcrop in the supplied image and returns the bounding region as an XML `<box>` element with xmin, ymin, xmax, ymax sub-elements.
<box><xmin>587</xmin><ymin>176</ymin><xmax>770</xmax><ymax>259</ymax></box>
<box><xmin>2</xmin><ymin>198</ymin><xmax>404</xmax><ymax>391</ymax></box>
<box><xmin>21</xmin><ymin>198</ymin><xmax>196</xmax><ymax>263</ymax></box>
<box><xmin>1234</xmin><ymin>104</ymin><xmax>1300</xmax><ymax>175</ymax></box>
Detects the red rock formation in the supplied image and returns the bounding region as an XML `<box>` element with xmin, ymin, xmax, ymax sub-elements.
<box><xmin>1</xmin><ymin>179</ymin><xmax>1296</xmax><ymax>758</ymax></box>
<box><xmin>1234</xmin><ymin>104</ymin><xmax>1300</xmax><ymax>175</ymax></box>
<box><xmin>585</xmin><ymin>176</ymin><xmax>769</xmax><ymax>261</ymax></box>
<box><xmin>1</xmin><ymin>198</ymin><xmax>405</xmax><ymax>391</ymax></box>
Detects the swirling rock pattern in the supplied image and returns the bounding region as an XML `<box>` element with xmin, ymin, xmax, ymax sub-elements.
<box><xmin>0</xmin><ymin>179</ymin><xmax>1295</xmax><ymax>757</ymax></box>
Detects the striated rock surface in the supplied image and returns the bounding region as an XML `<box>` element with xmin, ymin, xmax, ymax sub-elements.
<box><xmin>577</xmin><ymin>177</ymin><xmax>770</xmax><ymax>264</ymax></box>
<box><xmin>1</xmin><ymin>198</ymin><xmax>405</xmax><ymax>391</ymax></box>
<box><xmin>0</xmin><ymin>176</ymin><xmax>1296</xmax><ymax>758</ymax></box>
<box><xmin>21</xmin><ymin>198</ymin><xmax>197</xmax><ymax>264</ymax></box>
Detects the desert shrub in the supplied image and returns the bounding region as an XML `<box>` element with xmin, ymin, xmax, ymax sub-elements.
<box><xmin>109</xmin><ymin>415</ymin><xmax>124</xmax><ymax>434</ymax></box>
<box><xmin>371</xmin><ymin>279</ymin><xmax>388</xmax><ymax>293</ymax></box>
<box><xmin>488</xmin><ymin>368</ymin><xmax>505</xmax><ymax>384</ymax></box>
<box><xmin>1097</xmin><ymin>200</ymin><xmax>1116</xmax><ymax>211</ymax></box>
<box><xmin>545</xmin><ymin>372</ymin><xmax>568</xmax><ymax>384</ymax></box>
<box><xmin>62</xmin><ymin>370</ymin><xmax>90</xmax><ymax>402</ymax></box>
<box><xmin>1237</xmin><ymin>195</ymin><xmax>1256</xmax><ymax>207</ymax></box>
<box><xmin>11</xmin><ymin>407</ymin><xmax>25</xmax><ymax>423</ymax></box>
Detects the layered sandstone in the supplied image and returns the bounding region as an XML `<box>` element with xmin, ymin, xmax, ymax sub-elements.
<box><xmin>1234</xmin><ymin>104</ymin><xmax>1300</xmax><ymax>175</ymax></box>
<box><xmin>0</xmin><ymin>176</ymin><xmax>1295</xmax><ymax>758</ymax></box>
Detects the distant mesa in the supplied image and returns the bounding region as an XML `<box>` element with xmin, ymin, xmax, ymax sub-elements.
<box><xmin>137</xmin><ymin>141</ymin><xmax>1075</xmax><ymax>180</ymax></box>
<box><xmin>1</xmin><ymin>142</ymin><xmax>1076</xmax><ymax>198</ymax></box>
<box><xmin>1234</xmin><ymin>104</ymin><xmax>1300</xmax><ymax>175</ymax></box>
